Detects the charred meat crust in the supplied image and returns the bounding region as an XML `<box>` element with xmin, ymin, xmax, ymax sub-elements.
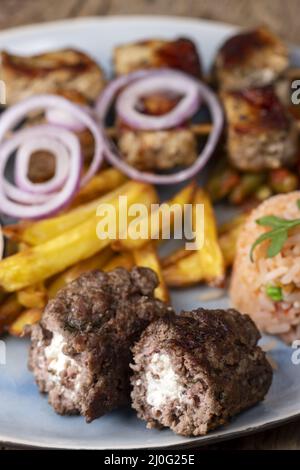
<box><xmin>214</xmin><ymin>27</ymin><xmax>288</xmax><ymax>90</ymax></box>
<box><xmin>28</xmin><ymin>267</ymin><xmax>172</xmax><ymax>422</ymax></box>
<box><xmin>113</xmin><ymin>37</ymin><xmax>202</xmax><ymax>77</ymax></box>
<box><xmin>222</xmin><ymin>86</ymin><xmax>298</xmax><ymax>171</ymax></box>
<box><xmin>131</xmin><ymin>308</ymin><xmax>273</xmax><ymax>436</ymax></box>
<box><xmin>1</xmin><ymin>48</ymin><xmax>106</xmax><ymax>104</ymax></box>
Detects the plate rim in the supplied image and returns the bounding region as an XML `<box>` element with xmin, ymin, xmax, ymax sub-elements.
<box><xmin>0</xmin><ymin>14</ymin><xmax>237</xmax><ymax>39</ymax></box>
<box><xmin>0</xmin><ymin>14</ymin><xmax>298</xmax><ymax>450</ymax></box>
<box><xmin>0</xmin><ymin>409</ymin><xmax>300</xmax><ymax>450</ymax></box>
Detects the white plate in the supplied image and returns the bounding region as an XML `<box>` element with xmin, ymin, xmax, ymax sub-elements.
<box><xmin>0</xmin><ymin>16</ymin><xmax>300</xmax><ymax>450</ymax></box>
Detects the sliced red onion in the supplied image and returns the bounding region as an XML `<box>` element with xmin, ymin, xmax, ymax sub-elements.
<box><xmin>116</xmin><ymin>72</ymin><xmax>200</xmax><ymax>130</ymax></box>
<box><xmin>95</xmin><ymin>69</ymin><xmax>156</xmax><ymax>121</ymax></box>
<box><xmin>0</xmin><ymin>95</ymin><xmax>104</xmax><ymax>218</ymax></box>
<box><xmin>4</xmin><ymin>182</ymin><xmax>49</xmax><ymax>205</ymax></box>
<box><xmin>45</xmin><ymin>107</ymin><xmax>87</xmax><ymax>132</ymax></box>
<box><xmin>0</xmin><ymin>125</ymin><xmax>81</xmax><ymax>219</ymax></box>
<box><xmin>0</xmin><ymin>224</ymin><xmax>3</xmax><ymax>260</ymax></box>
<box><xmin>15</xmin><ymin>137</ymin><xmax>69</xmax><ymax>194</ymax></box>
<box><xmin>0</xmin><ymin>94</ymin><xmax>103</xmax><ymax>187</ymax></box>
<box><xmin>96</xmin><ymin>70</ymin><xmax>223</xmax><ymax>185</ymax></box>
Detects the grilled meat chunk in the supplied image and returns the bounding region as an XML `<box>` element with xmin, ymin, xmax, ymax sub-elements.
<box><xmin>117</xmin><ymin>91</ymin><xmax>198</xmax><ymax>171</ymax></box>
<box><xmin>118</xmin><ymin>126</ymin><xmax>197</xmax><ymax>171</ymax></box>
<box><xmin>222</xmin><ymin>86</ymin><xmax>298</xmax><ymax>171</ymax></box>
<box><xmin>1</xmin><ymin>48</ymin><xmax>106</xmax><ymax>105</ymax></box>
<box><xmin>131</xmin><ymin>308</ymin><xmax>272</xmax><ymax>436</ymax></box>
<box><xmin>114</xmin><ymin>37</ymin><xmax>202</xmax><ymax>77</ymax></box>
<box><xmin>214</xmin><ymin>27</ymin><xmax>288</xmax><ymax>91</ymax></box>
<box><xmin>28</xmin><ymin>268</ymin><xmax>172</xmax><ymax>422</ymax></box>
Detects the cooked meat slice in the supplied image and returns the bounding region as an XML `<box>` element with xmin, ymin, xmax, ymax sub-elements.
<box><xmin>222</xmin><ymin>86</ymin><xmax>298</xmax><ymax>171</ymax></box>
<box><xmin>116</xmin><ymin>91</ymin><xmax>197</xmax><ymax>171</ymax></box>
<box><xmin>1</xmin><ymin>48</ymin><xmax>106</xmax><ymax>105</ymax></box>
<box><xmin>28</xmin><ymin>151</ymin><xmax>56</xmax><ymax>183</ymax></box>
<box><xmin>214</xmin><ymin>27</ymin><xmax>288</xmax><ymax>91</ymax></box>
<box><xmin>28</xmin><ymin>267</ymin><xmax>172</xmax><ymax>422</ymax></box>
<box><xmin>131</xmin><ymin>308</ymin><xmax>272</xmax><ymax>437</ymax></box>
<box><xmin>117</xmin><ymin>126</ymin><xmax>197</xmax><ymax>171</ymax></box>
<box><xmin>113</xmin><ymin>37</ymin><xmax>202</xmax><ymax>77</ymax></box>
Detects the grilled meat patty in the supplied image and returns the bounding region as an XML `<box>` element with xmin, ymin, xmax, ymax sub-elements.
<box><xmin>131</xmin><ymin>308</ymin><xmax>272</xmax><ymax>436</ymax></box>
<box><xmin>28</xmin><ymin>268</ymin><xmax>172</xmax><ymax>422</ymax></box>
<box><xmin>222</xmin><ymin>86</ymin><xmax>298</xmax><ymax>171</ymax></box>
<box><xmin>214</xmin><ymin>27</ymin><xmax>288</xmax><ymax>91</ymax></box>
<box><xmin>1</xmin><ymin>48</ymin><xmax>106</xmax><ymax>105</ymax></box>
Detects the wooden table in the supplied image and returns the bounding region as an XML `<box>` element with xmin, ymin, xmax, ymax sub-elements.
<box><xmin>0</xmin><ymin>0</ymin><xmax>299</xmax><ymax>451</ymax></box>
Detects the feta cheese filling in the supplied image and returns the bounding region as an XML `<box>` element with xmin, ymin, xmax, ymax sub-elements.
<box><xmin>44</xmin><ymin>332</ymin><xmax>75</xmax><ymax>375</ymax></box>
<box><xmin>146</xmin><ymin>353</ymin><xmax>186</xmax><ymax>409</ymax></box>
<box><xmin>44</xmin><ymin>332</ymin><xmax>82</xmax><ymax>401</ymax></box>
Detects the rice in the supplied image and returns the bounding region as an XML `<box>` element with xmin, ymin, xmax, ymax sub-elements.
<box><xmin>230</xmin><ymin>191</ymin><xmax>300</xmax><ymax>344</ymax></box>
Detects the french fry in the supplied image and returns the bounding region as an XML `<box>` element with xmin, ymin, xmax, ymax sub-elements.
<box><xmin>161</xmin><ymin>247</ymin><xmax>189</xmax><ymax>268</ymax></box>
<box><xmin>218</xmin><ymin>216</ymin><xmax>247</xmax><ymax>268</ymax></box>
<box><xmin>218</xmin><ymin>226</ymin><xmax>241</xmax><ymax>268</ymax></box>
<box><xmin>8</xmin><ymin>308</ymin><xmax>42</xmax><ymax>337</ymax></box>
<box><xmin>0</xmin><ymin>182</ymin><xmax>156</xmax><ymax>292</ymax></box>
<box><xmin>133</xmin><ymin>243</ymin><xmax>170</xmax><ymax>303</ymax></box>
<box><xmin>163</xmin><ymin>188</ymin><xmax>225</xmax><ymax>287</ymax></box>
<box><xmin>0</xmin><ymin>294</ymin><xmax>23</xmax><ymax>333</ymax></box>
<box><xmin>218</xmin><ymin>213</ymin><xmax>248</xmax><ymax>235</ymax></box>
<box><xmin>112</xmin><ymin>181</ymin><xmax>196</xmax><ymax>252</ymax></box>
<box><xmin>162</xmin><ymin>213</ymin><xmax>246</xmax><ymax>273</ymax></box>
<box><xmin>70</xmin><ymin>168</ymin><xmax>127</xmax><ymax>208</ymax></box>
<box><xmin>192</xmin><ymin>188</ymin><xmax>225</xmax><ymax>282</ymax></box>
<box><xmin>163</xmin><ymin>253</ymin><xmax>203</xmax><ymax>287</ymax></box>
<box><xmin>17</xmin><ymin>283</ymin><xmax>48</xmax><ymax>309</ymax></box>
<box><xmin>103</xmin><ymin>252</ymin><xmax>134</xmax><ymax>272</ymax></box>
<box><xmin>48</xmin><ymin>246</ymin><xmax>113</xmax><ymax>298</ymax></box>
<box><xmin>4</xmin><ymin>181</ymin><xmax>136</xmax><ymax>245</ymax></box>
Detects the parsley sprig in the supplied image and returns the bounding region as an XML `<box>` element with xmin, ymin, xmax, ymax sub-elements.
<box><xmin>250</xmin><ymin>199</ymin><xmax>300</xmax><ymax>262</ymax></box>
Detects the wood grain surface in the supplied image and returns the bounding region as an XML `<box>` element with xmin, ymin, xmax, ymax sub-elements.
<box><xmin>0</xmin><ymin>0</ymin><xmax>299</xmax><ymax>451</ymax></box>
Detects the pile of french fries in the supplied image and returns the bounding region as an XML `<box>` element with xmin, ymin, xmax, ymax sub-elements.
<box><xmin>0</xmin><ymin>167</ymin><xmax>246</xmax><ymax>337</ymax></box>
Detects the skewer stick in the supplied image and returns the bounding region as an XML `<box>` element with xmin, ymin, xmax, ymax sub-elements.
<box><xmin>190</xmin><ymin>123</ymin><xmax>213</xmax><ymax>135</ymax></box>
<box><xmin>105</xmin><ymin>122</ymin><xmax>212</xmax><ymax>138</ymax></box>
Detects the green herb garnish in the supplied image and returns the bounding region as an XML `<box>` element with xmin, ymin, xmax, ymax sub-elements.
<box><xmin>266</xmin><ymin>285</ymin><xmax>283</xmax><ymax>302</ymax></box>
<box><xmin>250</xmin><ymin>213</ymin><xmax>300</xmax><ymax>261</ymax></box>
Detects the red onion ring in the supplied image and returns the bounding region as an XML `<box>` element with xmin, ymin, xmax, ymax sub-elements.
<box><xmin>15</xmin><ymin>137</ymin><xmax>69</xmax><ymax>194</ymax></box>
<box><xmin>95</xmin><ymin>69</ymin><xmax>159</xmax><ymax>121</ymax></box>
<box><xmin>4</xmin><ymin>182</ymin><xmax>49</xmax><ymax>205</ymax></box>
<box><xmin>0</xmin><ymin>95</ymin><xmax>104</xmax><ymax>218</ymax></box>
<box><xmin>96</xmin><ymin>70</ymin><xmax>223</xmax><ymax>185</ymax></box>
<box><xmin>0</xmin><ymin>94</ymin><xmax>103</xmax><ymax>187</ymax></box>
<box><xmin>0</xmin><ymin>126</ymin><xmax>81</xmax><ymax>219</ymax></box>
<box><xmin>0</xmin><ymin>224</ymin><xmax>3</xmax><ymax>260</ymax></box>
<box><xmin>45</xmin><ymin>107</ymin><xmax>87</xmax><ymax>132</ymax></box>
<box><xmin>116</xmin><ymin>72</ymin><xmax>200</xmax><ymax>130</ymax></box>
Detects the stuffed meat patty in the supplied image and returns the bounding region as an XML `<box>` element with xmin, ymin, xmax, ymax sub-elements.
<box><xmin>131</xmin><ymin>308</ymin><xmax>272</xmax><ymax>436</ymax></box>
<box><xmin>28</xmin><ymin>267</ymin><xmax>171</xmax><ymax>422</ymax></box>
